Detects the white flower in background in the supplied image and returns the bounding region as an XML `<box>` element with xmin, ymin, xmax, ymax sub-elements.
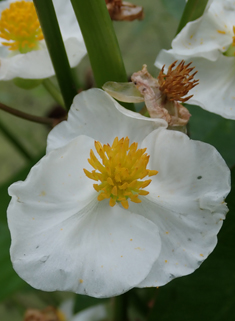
<box><xmin>60</xmin><ymin>300</ymin><xmax>107</xmax><ymax>321</ymax></box>
<box><xmin>70</xmin><ymin>305</ymin><xmax>106</xmax><ymax>321</ymax></box>
<box><xmin>23</xmin><ymin>301</ymin><xmax>107</xmax><ymax>321</ymax></box>
<box><xmin>8</xmin><ymin>89</ymin><xmax>230</xmax><ymax>298</ymax></box>
<box><xmin>155</xmin><ymin>0</ymin><xmax>235</xmax><ymax>119</ymax></box>
<box><xmin>0</xmin><ymin>0</ymin><xmax>86</xmax><ymax>80</ymax></box>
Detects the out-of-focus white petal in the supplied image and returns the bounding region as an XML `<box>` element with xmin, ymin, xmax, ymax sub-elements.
<box><xmin>0</xmin><ymin>0</ymin><xmax>86</xmax><ymax>80</ymax></box>
<box><xmin>72</xmin><ymin>305</ymin><xmax>107</xmax><ymax>321</ymax></box>
<box><xmin>8</xmin><ymin>135</ymin><xmax>161</xmax><ymax>298</ymax></box>
<box><xmin>171</xmin><ymin>0</ymin><xmax>234</xmax><ymax>59</ymax></box>
<box><xmin>60</xmin><ymin>299</ymin><xmax>107</xmax><ymax>321</ymax></box>
<box><xmin>0</xmin><ymin>38</ymin><xmax>86</xmax><ymax>80</ymax></box>
<box><xmin>128</xmin><ymin>128</ymin><xmax>230</xmax><ymax>287</ymax></box>
<box><xmin>172</xmin><ymin>18</ymin><xmax>229</xmax><ymax>61</ymax></box>
<box><xmin>47</xmin><ymin>89</ymin><xmax>167</xmax><ymax>153</ymax></box>
<box><xmin>155</xmin><ymin>49</ymin><xmax>235</xmax><ymax>119</ymax></box>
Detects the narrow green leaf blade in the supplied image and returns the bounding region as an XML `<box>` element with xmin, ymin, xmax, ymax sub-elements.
<box><xmin>176</xmin><ymin>0</ymin><xmax>209</xmax><ymax>35</ymax></box>
<box><xmin>70</xmin><ymin>0</ymin><xmax>135</xmax><ymax>111</ymax></box>
<box><xmin>33</xmin><ymin>0</ymin><xmax>77</xmax><ymax>110</ymax></box>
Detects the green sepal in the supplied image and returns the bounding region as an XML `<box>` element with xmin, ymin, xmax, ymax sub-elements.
<box><xmin>13</xmin><ymin>78</ymin><xmax>43</xmax><ymax>90</ymax></box>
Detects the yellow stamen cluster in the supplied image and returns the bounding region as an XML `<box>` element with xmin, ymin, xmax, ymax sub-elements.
<box><xmin>0</xmin><ymin>1</ymin><xmax>44</xmax><ymax>53</ymax></box>
<box><xmin>84</xmin><ymin>137</ymin><xmax>158</xmax><ymax>209</ymax></box>
<box><xmin>158</xmin><ymin>60</ymin><xmax>199</xmax><ymax>103</ymax></box>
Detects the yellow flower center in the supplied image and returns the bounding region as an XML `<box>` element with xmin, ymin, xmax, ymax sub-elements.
<box><xmin>0</xmin><ymin>1</ymin><xmax>44</xmax><ymax>53</ymax></box>
<box><xmin>84</xmin><ymin>137</ymin><xmax>158</xmax><ymax>209</ymax></box>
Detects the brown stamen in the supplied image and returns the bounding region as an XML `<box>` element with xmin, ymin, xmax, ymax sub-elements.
<box><xmin>157</xmin><ymin>60</ymin><xmax>199</xmax><ymax>103</ymax></box>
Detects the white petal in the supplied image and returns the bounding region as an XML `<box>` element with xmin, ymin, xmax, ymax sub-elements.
<box><xmin>72</xmin><ymin>304</ymin><xmax>107</xmax><ymax>321</ymax></box>
<box><xmin>0</xmin><ymin>39</ymin><xmax>86</xmax><ymax>80</ymax></box>
<box><xmin>59</xmin><ymin>299</ymin><xmax>74</xmax><ymax>320</ymax></box>
<box><xmin>128</xmin><ymin>128</ymin><xmax>230</xmax><ymax>287</ymax></box>
<box><xmin>171</xmin><ymin>1</ymin><xmax>232</xmax><ymax>60</ymax></box>
<box><xmin>47</xmin><ymin>89</ymin><xmax>167</xmax><ymax>153</ymax></box>
<box><xmin>53</xmin><ymin>0</ymin><xmax>84</xmax><ymax>40</ymax></box>
<box><xmin>155</xmin><ymin>50</ymin><xmax>235</xmax><ymax>119</ymax></box>
<box><xmin>8</xmin><ymin>136</ymin><xmax>161</xmax><ymax>297</ymax></box>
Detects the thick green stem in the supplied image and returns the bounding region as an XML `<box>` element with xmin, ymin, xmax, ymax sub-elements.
<box><xmin>0</xmin><ymin>119</ymin><xmax>32</xmax><ymax>160</ymax></box>
<box><xmin>33</xmin><ymin>0</ymin><xmax>77</xmax><ymax>110</ymax></box>
<box><xmin>70</xmin><ymin>0</ymin><xmax>135</xmax><ymax>111</ymax></box>
<box><xmin>42</xmin><ymin>79</ymin><xmax>65</xmax><ymax>108</ymax></box>
<box><xmin>176</xmin><ymin>0</ymin><xmax>209</xmax><ymax>35</ymax></box>
<box><xmin>111</xmin><ymin>293</ymin><xmax>129</xmax><ymax>321</ymax></box>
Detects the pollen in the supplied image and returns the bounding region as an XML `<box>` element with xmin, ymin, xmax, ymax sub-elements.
<box><xmin>233</xmin><ymin>26</ymin><xmax>235</xmax><ymax>46</ymax></box>
<box><xmin>217</xmin><ymin>30</ymin><xmax>226</xmax><ymax>34</ymax></box>
<box><xmin>84</xmin><ymin>137</ymin><xmax>158</xmax><ymax>209</ymax></box>
<box><xmin>157</xmin><ymin>60</ymin><xmax>199</xmax><ymax>103</ymax></box>
<box><xmin>0</xmin><ymin>1</ymin><xmax>44</xmax><ymax>53</ymax></box>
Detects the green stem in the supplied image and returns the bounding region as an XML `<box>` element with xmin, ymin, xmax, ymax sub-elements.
<box><xmin>33</xmin><ymin>0</ymin><xmax>77</xmax><ymax>110</ymax></box>
<box><xmin>176</xmin><ymin>0</ymin><xmax>209</xmax><ymax>35</ymax></box>
<box><xmin>111</xmin><ymin>293</ymin><xmax>129</xmax><ymax>321</ymax></box>
<box><xmin>70</xmin><ymin>0</ymin><xmax>135</xmax><ymax>111</ymax></box>
<box><xmin>0</xmin><ymin>119</ymin><xmax>32</xmax><ymax>160</ymax></box>
<box><xmin>0</xmin><ymin>102</ymin><xmax>56</xmax><ymax>126</ymax></box>
<box><xmin>42</xmin><ymin>79</ymin><xmax>65</xmax><ymax>108</ymax></box>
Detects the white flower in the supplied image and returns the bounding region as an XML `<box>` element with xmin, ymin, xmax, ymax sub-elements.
<box><xmin>155</xmin><ymin>0</ymin><xmax>235</xmax><ymax>119</ymax></box>
<box><xmin>7</xmin><ymin>89</ymin><xmax>230</xmax><ymax>298</ymax></box>
<box><xmin>0</xmin><ymin>0</ymin><xmax>86</xmax><ymax>80</ymax></box>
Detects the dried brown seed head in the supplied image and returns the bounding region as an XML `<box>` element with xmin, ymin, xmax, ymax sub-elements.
<box><xmin>157</xmin><ymin>60</ymin><xmax>199</xmax><ymax>103</ymax></box>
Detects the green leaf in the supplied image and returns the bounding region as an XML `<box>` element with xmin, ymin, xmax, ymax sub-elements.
<box><xmin>186</xmin><ymin>104</ymin><xmax>235</xmax><ymax>167</ymax></box>
<box><xmin>176</xmin><ymin>0</ymin><xmax>208</xmax><ymax>35</ymax></box>
<box><xmin>147</xmin><ymin>168</ymin><xmax>234</xmax><ymax>321</ymax></box>
<box><xmin>70</xmin><ymin>0</ymin><xmax>134</xmax><ymax>111</ymax></box>
<box><xmin>33</xmin><ymin>0</ymin><xmax>77</xmax><ymax>110</ymax></box>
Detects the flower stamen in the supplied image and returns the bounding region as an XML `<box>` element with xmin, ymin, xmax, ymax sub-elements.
<box><xmin>232</xmin><ymin>26</ymin><xmax>235</xmax><ymax>47</ymax></box>
<box><xmin>84</xmin><ymin>137</ymin><xmax>158</xmax><ymax>209</ymax></box>
<box><xmin>157</xmin><ymin>60</ymin><xmax>199</xmax><ymax>103</ymax></box>
<box><xmin>0</xmin><ymin>1</ymin><xmax>44</xmax><ymax>53</ymax></box>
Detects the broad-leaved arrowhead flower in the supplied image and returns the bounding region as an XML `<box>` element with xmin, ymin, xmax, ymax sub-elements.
<box><xmin>0</xmin><ymin>0</ymin><xmax>86</xmax><ymax>80</ymax></box>
<box><xmin>7</xmin><ymin>89</ymin><xmax>230</xmax><ymax>298</ymax></box>
<box><xmin>155</xmin><ymin>0</ymin><xmax>235</xmax><ymax>119</ymax></box>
